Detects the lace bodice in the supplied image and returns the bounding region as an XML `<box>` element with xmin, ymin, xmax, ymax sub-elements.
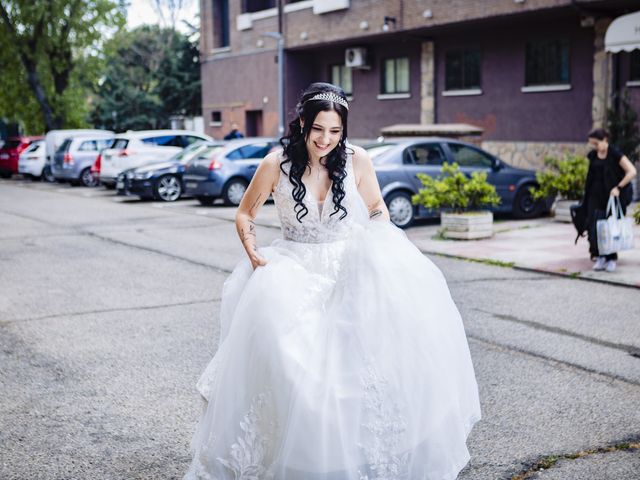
<box><xmin>272</xmin><ymin>148</ymin><xmax>368</xmax><ymax>243</ymax></box>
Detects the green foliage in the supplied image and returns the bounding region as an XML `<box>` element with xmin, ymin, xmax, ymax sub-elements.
<box><xmin>607</xmin><ymin>88</ymin><xmax>640</xmax><ymax>163</ymax></box>
<box><xmin>0</xmin><ymin>0</ymin><xmax>126</xmax><ymax>132</ymax></box>
<box><xmin>529</xmin><ymin>154</ymin><xmax>588</xmax><ymax>201</ymax></box>
<box><xmin>90</xmin><ymin>26</ymin><xmax>201</xmax><ymax>131</ymax></box>
<box><xmin>633</xmin><ymin>203</ymin><xmax>640</xmax><ymax>225</ymax></box>
<box><xmin>411</xmin><ymin>161</ymin><xmax>501</xmax><ymax>214</ymax></box>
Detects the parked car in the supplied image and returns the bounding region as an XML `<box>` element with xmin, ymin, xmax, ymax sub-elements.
<box><xmin>17</xmin><ymin>139</ymin><xmax>47</xmax><ymax>179</ymax></box>
<box><xmin>0</xmin><ymin>136</ymin><xmax>42</xmax><ymax>178</ymax></box>
<box><xmin>44</xmin><ymin>129</ymin><xmax>113</xmax><ymax>183</ymax></box>
<box><xmin>99</xmin><ymin>130</ymin><xmax>213</xmax><ymax>188</ymax></box>
<box><xmin>52</xmin><ymin>133</ymin><xmax>114</xmax><ymax>186</ymax></box>
<box><xmin>116</xmin><ymin>141</ymin><xmax>225</xmax><ymax>201</ymax></box>
<box><xmin>183</xmin><ymin>137</ymin><xmax>280</xmax><ymax>206</ymax></box>
<box><xmin>365</xmin><ymin>137</ymin><xmax>553</xmax><ymax>228</ymax></box>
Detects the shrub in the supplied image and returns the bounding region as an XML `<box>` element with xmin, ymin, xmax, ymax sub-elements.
<box><xmin>411</xmin><ymin>161</ymin><xmax>501</xmax><ymax>214</ymax></box>
<box><xmin>530</xmin><ymin>154</ymin><xmax>588</xmax><ymax>201</ymax></box>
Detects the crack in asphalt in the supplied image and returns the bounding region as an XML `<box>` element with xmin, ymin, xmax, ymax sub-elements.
<box><xmin>509</xmin><ymin>436</ymin><xmax>640</xmax><ymax>480</ymax></box>
<box><xmin>468</xmin><ymin>335</ymin><xmax>640</xmax><ymax>388</ymax></box>
<box><xmin>449</xmin><ymin>276</ymin><xmax>550</xmax><ymax>284</ymax></box>
<box><xmin>0</xmin><ymin>298</ymin><xmax>221</xmax><ymax>325</ymax></box>
<box><xmin>83</xmin><ymin>230</ymin><xmax>234</xmax><ymax>275</ymax></box>
<box><xmin>475</xmin><ymin>307</ymin><xmax>639</xmax><ymax>354</ymax></box>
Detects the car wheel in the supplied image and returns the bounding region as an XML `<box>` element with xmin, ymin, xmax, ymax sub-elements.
<box><xmin>386</xmin><ymin>191</ymin><xmax>415</xmax><ymax>229</ymax></box>
<box><xmin>222</xmin><ymin>178</ymin><xmax>248</xmax><ymax>206</ymax></box>
<box><xmin>42</xmin><ymin>166</ymin><xmax>56</xmax><ymax>183</ymax></box>
<box><xmin>80</xmin><ymin>167</ymin><xmax>98</xmax><ymax>187</ymax></box>
<box><xmin>155</xmin><ymin>174</ymin><xmax>182</xmax><ymax>202</ymax></box>
<box><xmin>0</xmin><ymin>172</ymin><xmax>11</xmax><ymax>179</ymax></box>
<box><xmin>197</xmin><ymin>196</ymin><xmax>215</xmax><ymax>206</ymax></box>
<box><xmin>512</xmin><ymin>185</ymin><xmax>544</xmax><ymax>219</ymax></box>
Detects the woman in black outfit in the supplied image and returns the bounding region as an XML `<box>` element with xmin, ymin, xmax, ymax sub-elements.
<box><xmin>583</xmin><ymin>128</ymin><xmax>637</xmax><ymax>272</ymax></box>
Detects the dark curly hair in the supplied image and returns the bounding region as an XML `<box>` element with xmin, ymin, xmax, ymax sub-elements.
<box><xmin>279</xmin><ymin>82</ymin><xmax>353</xmax><ymax>222</ymax></box>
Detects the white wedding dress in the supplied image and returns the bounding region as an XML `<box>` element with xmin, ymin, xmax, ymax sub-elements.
<box><xmin>184</xmin><ymin>149</ymin><xmax>481</xmax><ymax>480</ymax></box>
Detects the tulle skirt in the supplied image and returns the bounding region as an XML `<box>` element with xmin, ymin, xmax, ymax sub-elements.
<box><xmin>184</xmin><ymin>221</ymin><xmax>481</xmax><ymax>480</ymax></box>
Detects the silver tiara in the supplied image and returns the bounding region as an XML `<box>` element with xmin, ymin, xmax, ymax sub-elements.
<box><xmin>307</xmin><ymin>92</ymin><xmax>349</xmax><ymax>110</ymax></box>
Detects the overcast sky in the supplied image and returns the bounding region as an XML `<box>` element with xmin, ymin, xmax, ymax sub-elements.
<box><xmin>127</xmin><ymin>0</ymin><xmax>199</xmax><ymax>32</ymax></box>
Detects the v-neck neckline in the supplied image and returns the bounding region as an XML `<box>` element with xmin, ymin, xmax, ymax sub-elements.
<box><xmin>303</xmin><ymin>178</ymin><xmax>333</xmax><ymax>222</ymax></box>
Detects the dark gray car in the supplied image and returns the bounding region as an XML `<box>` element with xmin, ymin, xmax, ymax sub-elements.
<box><xmin>367</xmin><ymin>138</ymin><xmax>552</xmax><ymax>228</ymax></box>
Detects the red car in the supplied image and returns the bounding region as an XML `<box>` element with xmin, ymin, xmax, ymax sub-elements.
<box><xmin>0</xmin><ymin>136</ymin><xmax>42</xmax><ymax>178</ymax></box>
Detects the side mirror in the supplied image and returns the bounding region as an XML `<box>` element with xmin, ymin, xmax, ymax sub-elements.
<box><xmin>492</xmin><ymin>159</ymin><xmax>502</xmax><ymax>171</ymax></box>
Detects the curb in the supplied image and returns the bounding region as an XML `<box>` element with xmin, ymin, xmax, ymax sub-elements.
<box><xmin>418</xmin><ymin>249</ymin><xmax>640</xmax><ymax>290</ymax></box>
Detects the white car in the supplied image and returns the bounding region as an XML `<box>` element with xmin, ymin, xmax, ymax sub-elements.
<box><xmin>99</xmin><ymin>130</ymin><xmax>212</xmax><ymax>188</ymax></box>
<box><xmin>18</xmin><ymin>140</ymin><xmax>46</xmax><ymax>178</ymax></box>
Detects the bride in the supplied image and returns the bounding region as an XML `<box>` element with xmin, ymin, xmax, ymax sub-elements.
<box><xmin>184</xmin><ymin>82</ymin><xmax>481</xmax><ymax>480</ymax></box>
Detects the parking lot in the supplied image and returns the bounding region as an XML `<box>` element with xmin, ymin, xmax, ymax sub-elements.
<box><xmin>1</xmin><ymin>177</ymin><xmax>639</xmax><ymax>479</ymax></box>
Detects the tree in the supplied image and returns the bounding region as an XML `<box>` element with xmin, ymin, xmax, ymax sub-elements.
<box><xmin>0</xmin><ymin>0</ymin><xmax>126</xmax><ymax>132</ymax></box>
<box><xmin>149</xmin><ymin>0</ymin><xmax>192</xmax><ymax>31</ymax></box>
<box><xmin>90</xmin><ymin>25</ymin><xmax>201</xmax><ymax>131</ymax></box>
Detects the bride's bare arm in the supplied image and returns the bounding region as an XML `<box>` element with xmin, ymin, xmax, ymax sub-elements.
<box><xmin>352</xmin><ymin>146</ymin><xmax>391</xmax><ymax>222</ymax></box>
<box><xmin>235</xmin><ymin>151</ymin><xmax>280</xmax><ymax>269</ymax></box>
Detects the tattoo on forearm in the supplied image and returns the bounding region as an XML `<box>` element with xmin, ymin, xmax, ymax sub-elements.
<box><xmin>369</xmin><ymin>209</ymin><xmax>383</xmax><ymax>219</ymax></box>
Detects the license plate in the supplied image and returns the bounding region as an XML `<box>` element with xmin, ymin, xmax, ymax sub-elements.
<box><xmin>186</xmin><ymin>182</ymin><xmax>197</xmax><ymax>189</ymax></box>
<box><xmin>116</xmin><ymin>180</ymin><xmax>124</xmax><ymax>190</ymax></box>
<box><xmin>0</xmin><ymin>153</ymin><xmax>8</xmax><ymax>160</ymax></box>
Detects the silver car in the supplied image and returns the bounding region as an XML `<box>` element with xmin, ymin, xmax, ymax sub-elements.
<box><xmin>52</xmin><ymin>134</ymin><xmax>114</xmax><ymax>186</ymax></box>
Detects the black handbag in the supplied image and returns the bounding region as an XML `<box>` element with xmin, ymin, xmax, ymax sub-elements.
<box><xmin>570</xmin><ymin>200</ymin><xmax>588</xmax><ymax>244</ymax></box>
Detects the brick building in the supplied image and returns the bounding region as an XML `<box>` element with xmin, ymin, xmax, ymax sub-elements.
<box><xmin>200</xmin><ymin>0</ymin><xmax>639</xmax><ymax>169</ymax></box>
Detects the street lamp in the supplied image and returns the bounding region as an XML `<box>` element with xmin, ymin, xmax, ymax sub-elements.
<box><xmin>261</xmin><ymin>31</ymin><xmax>284</xmax><ymax>137</ymax></box>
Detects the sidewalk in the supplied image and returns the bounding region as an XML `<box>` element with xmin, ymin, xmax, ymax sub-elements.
<box><xmin>406</xmin><ymin>204</ymin><xmax>640</xmax><ymax>289</ymax></box>
<box><xmin>202</xmin><ymin>201</ymin><xmax>640</xmax><ymax>289</ymax></box>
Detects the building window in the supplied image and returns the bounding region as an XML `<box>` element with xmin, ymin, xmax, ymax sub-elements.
<box><xmin>330</xmin><ymin>64</ymin><xmax>353</xmax><ymax>96</ymax></box>
<box><xmin>213</xmin><ymin>0</ymin><xmax>229</xmax><ymax>48</ymax></box>
<box><xmin>631</xmin><ymin>51</ymin><xmax>640</xmax><ymax>81</ymax></box>
<box><xmin>525</xmin><ymin>39</ymin><xmax>570</xmax><ymax>86</ymax></box>
<box><xmin>210</xmin><ymin>111</ymin><xmax>222</xmax><ymax>126</ymax></box>
<box><xmin>445</xmin><ymin>48</ymin><xmax>481</xmax><ymax>91</ymax></box>
<box><xmin>382</xmin><ymin>57</ymin><xmax>410</xmax><ymax>94</ymax></box>
<box><xmin>242</xmin><ymin>0</ymin><xmax>275</xmax><ymax>13</ymax></box>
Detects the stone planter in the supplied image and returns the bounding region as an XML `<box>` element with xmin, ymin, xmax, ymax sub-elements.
<box><xmin>441</xmin><ymin>211</ymin><xmax>493</xmax><ymax>240</ymax></box>
<box><xmin>553</xmin><ymin>199</ymin><xmax>580</xmax><ymax>223</ymax></box>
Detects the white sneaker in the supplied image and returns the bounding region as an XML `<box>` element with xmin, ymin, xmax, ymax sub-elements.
<box><xmin>593</xmin><ymin>257</ymin><xmax>607</xmax><ymax>271</ymax></box>
<box><xmin>605</xmin><ymin>260</ymin><xmax>617</xmax><ymax>272</ymax></box>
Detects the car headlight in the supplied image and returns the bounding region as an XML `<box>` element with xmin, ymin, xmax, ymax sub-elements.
<box><xmin>133</xmin><ymin>171</ymin><xmax>152</xmax><ymax>180</ymax></box>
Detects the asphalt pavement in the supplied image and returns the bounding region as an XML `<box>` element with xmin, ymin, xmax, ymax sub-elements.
<box><xmin>1</xmin><ymin>177</ymin><xmax>639</xmax><ymax>480</ymax></box>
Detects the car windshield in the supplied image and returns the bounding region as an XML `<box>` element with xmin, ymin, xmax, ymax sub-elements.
<box><xmin>25</xmin><ymin>141</ymin><xmax>43</xmax><ymax>152</ymax></box>
<box><xmin>365</xmin><ymin>143</ymin><xmax>397</xmax><ymax>164</ymax></box>
<box><xmin>111</xmin><ymin>138</ymin><xmax>129</xmax><ymax>149</ymax></box>
<box><xmin>56</xmin><ymin>138</ymin><xmax>73</xmax><ymax>153</ymax></box>
<box><xmin>172</xmin><ymin>141</ymin><xmax>207</xmax><ymax>162</ymax></box>
<box><xmin>195</xmin><ymin>145</ymin><xmax>224</xmax><ymax>161</ymax></box>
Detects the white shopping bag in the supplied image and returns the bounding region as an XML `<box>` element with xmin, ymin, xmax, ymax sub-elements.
<box><xmin>596</xmin><ymin>196</ymin><xmax>635</xmax><ymax>255</ymax></box>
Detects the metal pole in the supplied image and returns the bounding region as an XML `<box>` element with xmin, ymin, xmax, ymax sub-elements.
<box><xmin>277</xmin><ymin>35</ymin><xmax>284</xmax><ymax>136</ymax></box>
<box><xmin>261</xmin><ymin>31</ymin><xmax>285</xmax><ymax>137</ymax></box>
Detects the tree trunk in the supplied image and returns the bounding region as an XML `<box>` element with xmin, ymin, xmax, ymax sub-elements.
<box><xmin>22</xmin><ymin>55</ymin><xmax>61</xmax><ymax>131</ymax></box>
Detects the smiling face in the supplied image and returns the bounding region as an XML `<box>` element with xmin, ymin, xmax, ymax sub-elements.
<box><xmin>302</xmin><ymin>110</ymin><xmax>343</xmax><ymax>160</ymax></box>
<box><xmin>588</xmin><ymin>137</ymin><xmax>608</xmax><ymax>153</ymax></box>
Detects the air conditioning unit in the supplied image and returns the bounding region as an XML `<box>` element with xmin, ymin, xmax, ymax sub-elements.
<box><xmin>345</xmin><ymin>47</ymin><xmax>369</xmax><ymax>69</ymax></box>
